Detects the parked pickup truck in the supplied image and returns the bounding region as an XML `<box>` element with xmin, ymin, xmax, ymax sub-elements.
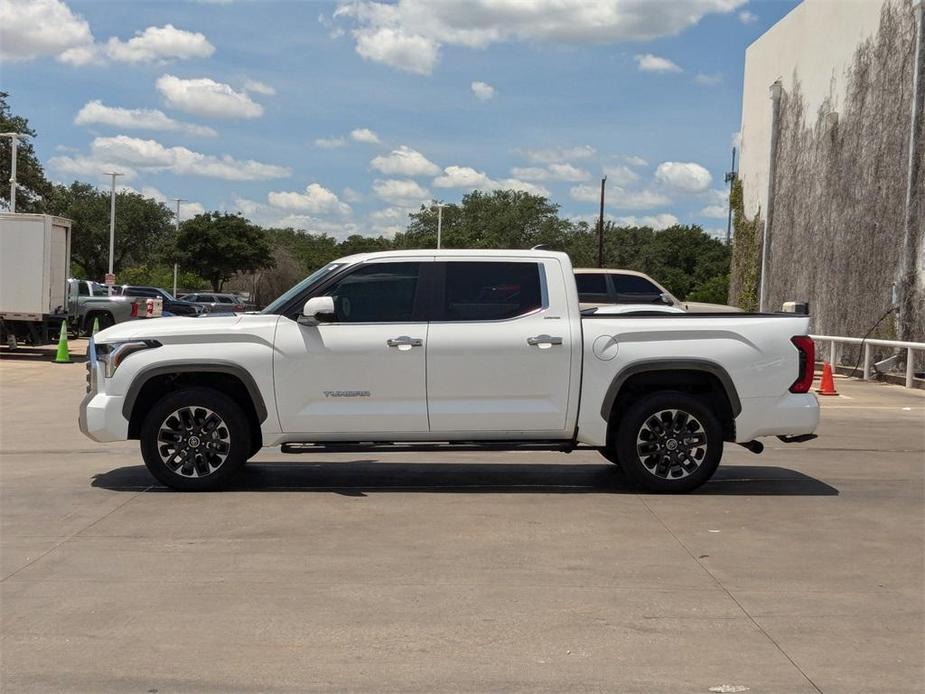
<box><xmin>67</xmin><ymin>279</ymin><xmax>162</xmax><ymax>336</ymax></box>
<box><xmin>79</xmin><ymin>249</ymin><xmax>819</xmax><ymax>492</ymax></box>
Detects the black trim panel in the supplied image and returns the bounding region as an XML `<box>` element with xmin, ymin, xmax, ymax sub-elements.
<box><xmin>599</xmin><ymin>359</ymin><xmax>742</xmax><ymax>420</ymax></box>
<box><xmin>121</xmin><ymin>360</ymin><xmax>268</xmax><ymax>423</ymax></box>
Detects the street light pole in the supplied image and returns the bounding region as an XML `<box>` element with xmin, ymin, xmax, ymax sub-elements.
<box><xmin>170</xmin><ymin>198</ymin><xmax>186</xmax><ymax>296</ymax></box>
<box><xmin>435</xmin><ymin>203</ymin><xmax>445</xmax><ymax>249</ymax></box>
<box><xmin>104</xmin><ymin>172</ymin><xmax>123</xmax><ymax>295</ymax></box>
<box><xmin>1</xmin><ymin>132</ymin><xmax>24</xmax><ymax>213</ymax></box>
<box><xmin>597</xmin><ymin>176</ymin><xmax>607</xmax><ymax>268</ymax></box>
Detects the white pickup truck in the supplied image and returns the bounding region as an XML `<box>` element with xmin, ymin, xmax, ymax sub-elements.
<box><xmin>79</xmin><ymin>249</ymin><xmax>819</xmax><ymax>493</ymax></box>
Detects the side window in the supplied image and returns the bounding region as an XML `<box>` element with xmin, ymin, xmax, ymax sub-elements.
<box><xmin>575</xmin><ymin>273</ymin><xmax>610</xmax><ymax>303</ymax></box>
<box><xmin>77</xmin><ymin>282</ymin><xmax>90</xmax><ymax>297</ymax></box>
<box><xmin>611</xmin><ymin>274</ymin><xmax>663</xmax><ymax>303</ymax></box>
<box><xmin>442</xmin><ymin>262</ymin><xmax>543</xmax><ymax>321</ymax></box>
<box><xmin>323</xmin><ymin>262</ymin><xmax>420</xmax><ymax>322</ymax></box>
<box><xmin>217</xmin><ymin>296</ymin><xmax>234</xmax><ymax>304</ymax></box>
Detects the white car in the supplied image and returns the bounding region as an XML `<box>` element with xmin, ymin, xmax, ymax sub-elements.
<box><xmin>80</xmin><ymin>249</ymin><xmax>818</xmax><ymax>493</ymax></box>
<box><xmin>574</xmin><ymin>268</ymin><xmax>744</xmax><ymax>313</ymax></box>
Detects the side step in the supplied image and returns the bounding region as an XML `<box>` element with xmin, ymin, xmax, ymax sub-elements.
<box><xmin>280</xmin><ymin>441</ymin><xmax>589</xmax><ymax>455</ymax></box>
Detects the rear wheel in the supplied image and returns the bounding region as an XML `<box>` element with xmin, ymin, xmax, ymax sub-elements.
<box><xmin>614</xmin><ymin>391</ymin><xmax>722</xmax><ymax>493</ymax></box>
<box><xmin>140</xmin><ymin>387</ymin><xmax>250</xmax><ymax>491</ymax></box>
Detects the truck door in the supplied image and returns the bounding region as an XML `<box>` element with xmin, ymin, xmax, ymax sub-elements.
<box><xmin>425</xmin><ymin>258</ymin><xmax>575</xmax><ymax>436</ymax></box>
<box><xmin>273</xmin><ymin>260</ymin><xmax>432</xmax><ymax>436</ymax></box>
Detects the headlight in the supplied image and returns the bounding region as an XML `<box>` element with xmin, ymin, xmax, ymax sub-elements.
<box><xmin>96</xmin><ymin>340</ymin><xmax>160</xmax><ymax>378</ymax></box>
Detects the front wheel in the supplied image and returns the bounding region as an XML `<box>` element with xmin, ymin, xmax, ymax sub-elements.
<box><xmin>614</xmin><ymin>392</ymin><xmax>722</xmax><ymax>493</ymax></box>
<box><xmin>140</xmin><ymin>387</ymin><xmax>250</xmax><ymax>491</ymax></box>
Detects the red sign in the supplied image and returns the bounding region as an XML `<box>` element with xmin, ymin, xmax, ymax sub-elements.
<box><xmin>104</xmin><ymin>273</ymin><xmax>115</xmax><ymax>286</ymax></box>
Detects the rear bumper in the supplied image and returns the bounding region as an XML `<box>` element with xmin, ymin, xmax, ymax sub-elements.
<box><xmin>734</xmin><ymin>393</ymin><xmax>820</xmax><ymax>443</ymax></box>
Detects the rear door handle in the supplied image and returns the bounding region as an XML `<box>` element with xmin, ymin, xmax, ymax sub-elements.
<box><xmin>527</xmin><ymin>334</ymin><xmax>563</xmax><ymax>346</ymax></box>
<box><xmin>387</xmin><ymin>336</ymin><xmax>423</xmax><ymax>348</ymax></box>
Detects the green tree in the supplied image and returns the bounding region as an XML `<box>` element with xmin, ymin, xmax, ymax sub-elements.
<box><xmin>46</xmin><ymin>182</ymin><xmax>174</xmax><ymax>280</ymax></box>
<box><xmin>0</xmin><ymin>92</ymin><xmax>53</xmax><ymax>212</ymax></box>
<box><xmin>395</xmin><ymin>190</ymin><xmax>571</xmax><ymax>250</ymax></box>
<box><xmin>175</xmin><ymin>212</ymin><xmax>275</xmax><ymax>291</ymax></box>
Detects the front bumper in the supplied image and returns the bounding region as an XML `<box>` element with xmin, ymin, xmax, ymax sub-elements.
<box><xmin>78</xmin><ymin>346</ymin><xmax>129</xmax><ymax>443</ymax></box>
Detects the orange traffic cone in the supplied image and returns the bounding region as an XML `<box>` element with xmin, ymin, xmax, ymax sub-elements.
<box><xmin>817</xmin><ymin>362</ymin><xmax>838</xmax><ymax>396</ymax></box>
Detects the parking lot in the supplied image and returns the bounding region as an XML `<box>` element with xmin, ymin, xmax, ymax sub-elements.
<box><xmin>1</xmin><ymin>340</ymin><xmax>923</xmax><ymax>693</ymax></box>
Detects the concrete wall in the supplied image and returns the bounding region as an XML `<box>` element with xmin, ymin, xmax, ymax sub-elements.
<box><xmin>736</xmin><ymin>0</ymin><xmax>924</xmax><ymax>347</ymax></box>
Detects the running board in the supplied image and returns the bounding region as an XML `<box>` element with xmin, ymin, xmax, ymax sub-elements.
<box><xmin>280</xmin><ymin>441</ymin><xmax>590</xmax><ymax>455</ymax></box>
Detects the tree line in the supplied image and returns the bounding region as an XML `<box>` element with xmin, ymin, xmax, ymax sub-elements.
<box><xmin>2</xmin><ymin>92</ymin><xmax>731</xmax><ymax>306</ymax></box>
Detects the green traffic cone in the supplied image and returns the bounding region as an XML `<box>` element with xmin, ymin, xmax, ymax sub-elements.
<box><xmin>91</xmin><ymin>317</ymin><xmax>100</xmax><ymax>335</ymax></box>
<box><xmin>53</xmin><ymin>321</ymin><xmax>71</xmax><ymax>364</ymax></box>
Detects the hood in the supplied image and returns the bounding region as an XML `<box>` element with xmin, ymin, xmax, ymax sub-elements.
<box><xmin>93</xmin><ymin>313</ymin><xmax>280</xmax><ymax>344</ymax></box>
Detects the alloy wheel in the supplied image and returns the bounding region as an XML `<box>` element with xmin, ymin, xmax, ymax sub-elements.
<box><xmin>635</xmin><ymin>408</ymin><xmax>708</xmax><ymax>480</ymax></box>
<box><xmin>157</xmin><ymin>406</ymin><xmax>231</xmax><ymax>478</ymax></box>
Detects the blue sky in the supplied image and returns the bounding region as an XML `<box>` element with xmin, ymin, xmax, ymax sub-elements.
<box><xmin>1</xmin><ymin>0</ymin><xmax>799</xmax><ymax>239</ymax></box>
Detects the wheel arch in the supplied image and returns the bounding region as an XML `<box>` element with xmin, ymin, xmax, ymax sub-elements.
<box><xmin>124</xmin><ymin>362</ymin><xmax>267</xmax><ymax>446</ymax></box>
<box><xmin>601</xmin><ymin>359</ymin><xmax>740</xmax><ymax>444</ymax></box>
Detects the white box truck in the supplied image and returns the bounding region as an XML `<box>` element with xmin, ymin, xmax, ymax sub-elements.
<box><xmin>0</xmin><ymin>213</ymin><xmax>72</xmax><ymax>347</ymax></box>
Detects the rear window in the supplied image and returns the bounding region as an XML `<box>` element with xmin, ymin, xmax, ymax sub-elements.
<box><xmin>442</xmin><ymin>261</ymin><xmax>543</xmax><ymax>321</ymax></box>
<box><xmin>611</xmin><ymin>274</ymin><xmax>663</xmax><ymax>303</ymax></box>
<box><xmin>217</xmin><ymin>296</ymin><xmax>235</xmax><ymax>303</ymax></box>
<box><xmin>575</xmin><ymin>273</ymin><xmax>610</xmax><ymax>303</ymax></box>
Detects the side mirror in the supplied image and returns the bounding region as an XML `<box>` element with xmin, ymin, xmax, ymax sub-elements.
<box><xmin>299</xmin><ymin>296</ymin><xmax>335</xmax><ymax>325</ymax></box>
<box><xmin>659</xmin><ymin>293</ymin><xmax>674</xmax><ymax>306</ymax></box>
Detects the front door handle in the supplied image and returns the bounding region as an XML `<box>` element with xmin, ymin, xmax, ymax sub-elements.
<box><xmin>387</xmin><ymin>336</ymin><xmax>423</xmax><ymax>349</ymax></box>
<box><xmin>527</xmin><ymin>334</ymin><xmax>563</xmax><ymax>347</ymax></box>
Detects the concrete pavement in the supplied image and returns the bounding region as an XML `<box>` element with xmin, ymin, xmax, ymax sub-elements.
<box><xmin>1</xmin><ymin>341</ymin><xmax>923</xmax><ymax>692</ymax></box>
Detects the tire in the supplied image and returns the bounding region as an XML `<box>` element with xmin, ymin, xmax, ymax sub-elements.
<box><xmin>614</xmin><ymin>391</ymin><xmax>722</xmax><ymax>493</ymax></box>
<box><xmin>599</xmin><ymin>448</ymin><xmax>621</xmax><ymax>467</ymax></box>
<box><xmin>140</xmin><ymin>387</ymin><xmax>251</xmax><ymax>491</ymax></box>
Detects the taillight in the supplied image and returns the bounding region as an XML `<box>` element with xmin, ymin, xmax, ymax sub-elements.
<box><xmin>130</xmin><ymin>302</ymin><xmax>139</xmax><ymax>317</ymax></box>
<box><xmin>790</xmin><ymin>335</ymin><xmax>815</xmax><ymax>393</ymax></box>
<box><xmin>235</xmin><ymin>304</ymin><xmax>243</xmax><ymax>311</ymax></box>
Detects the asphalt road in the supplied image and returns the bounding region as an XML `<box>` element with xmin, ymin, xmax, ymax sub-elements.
<box><xmin>1</xmin><ymin>340</ymin><xmax>923</xmax><ymax>693</ymax></box>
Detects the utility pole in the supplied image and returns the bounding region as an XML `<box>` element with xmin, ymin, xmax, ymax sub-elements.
<box><xmin>171</xmin><ymin>198</ymin><xmax>186</xmax><ymax>297</ymax></box>
<box><xmin>435</xmin><ymin>203</ymin><xmax>445</xmax><ymax>249</ymax></box>
<box><xmin>597</xmin><ymin>176</ymin><xmax>607</xmax><ymax>268</ymax></box>
<box><xmin>1</xmin><ymin>132</ymin><xmax>25</xmax><ymax>213</ymax></box>
<box><xmin>724</xmin><ymin>146</ymin><xmax>737</xmax><ymax>246</ymax></box>
<box><xmin>104</xmin><ymin>172</ymin><xmax>123</xmax><ymax>296</ymax></box>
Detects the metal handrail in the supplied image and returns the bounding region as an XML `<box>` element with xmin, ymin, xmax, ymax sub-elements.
<box><xmin>810</xmin><ymin>334</ymin><xmax>925</xmax><ymax>388</ymax></box>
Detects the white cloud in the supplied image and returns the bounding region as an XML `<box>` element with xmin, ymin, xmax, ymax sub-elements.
<box><xmin>621</xmin><ymin>154</ymin><xmax>648</xmax><ymax>167</ymax></box>
<box><xmin>0</xmin><ymin>0</ymin><xmax>95</xmax><ymax>64</ymax></box>
<box><xmin>136</xmin><ymin>185</ymin><xmax>205</xmax><ymax>217</ymax></box>
<box><xmin>570</xmin><ymin>184</ymin><xmax>670</xmax><ymax>209</ymax></box>
<box><xmin>373</xmin><ymin>178</ymin><xmax>431</xmax><ymax>205</ymax></box>
<box><xmin>49</xmin><ymin>155</ymin><xmax>139</xmax><ymax>181</ymax></box>
<box><xmin>315</xmin><ymin>136</ymin><xmax>347</xmax><ymax>149</ymax></box>
<box><xmin>520</xmin><ymin>145</ymin><xmax>596</xmax><ymax>164</ymax></box>
<box><xmin>634</xmin><ymin>53</ymin><xmax>682</xmax><ymax>73</ymax></box>
<box><xmin>612</xmin><ymin>213</ymin><xmax>679</xmax><ymax>230</ymax></box>
<box><xmin>268</xmin><ymin>183</ymin><xmax>351</xmax><ymax>216</ymax></box>
<box><xmin>731</xmin><ymin>131</ymin><xmax>742</xmax><ymax>148</ymax></box>
<box><xmin>471</xmin><ymin>81</ymin><xmax>496</xmax><ymax>101</ymax></box>
<box><xmin>333</xmin><ymin>0</ymin><xmax>745</xmax><ymax>74</ymax></box>
<box><xmin>738</xmin><ymin>10</ymin><xmax>758</xmax><ymax>24</ymax></box>
<box><xmin>105</xmin><ymin>24</ymin><xmax>214</xmax><ymax>63</ymax></box>
<box><xmin>50</xmin><ymin>135</ymin><xmax>290</xmax><ymax>181</ymax></box>
<box><xmin>511</xmin><ymin>163</ymin><xmax>588</xmax><ymax>182</ymax></box>
<box><xmin>370</xmin><ymin>145</ymin><xmax>439</xmax><ymax>176</ymax></box>
<box><xmin>242</xmin><ymin>78</ymin><xmax>276</xmax><ymax>95</ymax></box>
<box><xmin>74</xmin><ymin>100</ymin><xmax>216</xmax><ymax>137</ymax></box>
<box><xmin>655</xmin><ymin>161</ymin><xmax>712</xmax><ymax>193</ymax></box>
<box><xmin>353</xmin><ymin>26</ymin><xmax>440</xmax><ymax>74</ymax></box>
<box><xmin>350</xmin><ymin>128</ymin><xmax>381</xmax><ymax>144</ymax></box>
<box><xmin>342</xmin><ymin>187</ymin><xmax>364</xmax><ymax>202</ymax></box>
<box><xmin>602</xmin><ymin>164</ymin><xmax>639</xmax><ymax>186</ymax></box>
<box><xmin>433</xmin><ymin>166</ymin><xmax>550</xmax><ymax>196</ymax></box>
<box><xmin>700</xmin><ymin>204</ymin><xmax>728</xmax><ymax>219</ymax></box>
<box><xmin>233</xmin><ymin>197</ymin><xmax>362</xmax><ymax>237</ymax></box>
<box><xmin>694</xmin><ymin>72</ymin><xmax>722</xmax><ymax>86</ymax></box>
<box><xmin>156</xmin><ymin>74</ymin><xmax>264</xmax><ymax>119</ymax></box>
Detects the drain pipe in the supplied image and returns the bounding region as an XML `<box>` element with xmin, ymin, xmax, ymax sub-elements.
<box><xmin>899</xmin><ymin>0</ymin><xmax>924</xmax><ymax>341</ymax></box>
<box><xmin>759</xmin><ymin>80</ymin><xmax>783</xmax><ymax>312</ymax></box>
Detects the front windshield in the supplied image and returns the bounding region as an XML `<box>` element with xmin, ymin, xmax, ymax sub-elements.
<box><xmin>262</xmin><ymin>263</ymin><xmax>343</xmax><ymax>314</ymax></box>
<box><xmin>157</xmin><ymin>288</ymin><xmax>176</xmax><ymax>301</ymax></box>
